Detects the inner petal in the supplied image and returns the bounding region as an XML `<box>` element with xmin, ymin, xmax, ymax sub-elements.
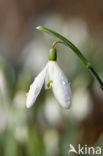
<box><xmin>45</xmin><ymin>61</ymin><xmax>55</xmax><ymax>90</ymax></box>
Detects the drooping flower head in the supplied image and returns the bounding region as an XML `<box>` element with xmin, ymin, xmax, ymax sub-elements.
<box><xmin>26</xmin><ymin>47</ymin><xmax>72</xmax><ymax>109</ymax></box>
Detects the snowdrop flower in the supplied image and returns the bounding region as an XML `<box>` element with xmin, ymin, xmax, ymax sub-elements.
<box><xmin>26</xmin><ymin>47</ymin><xmax>72</xmax><ymax>109</ymax></box>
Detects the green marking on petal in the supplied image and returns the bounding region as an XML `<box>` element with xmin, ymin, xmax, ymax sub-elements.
<box><xmin>47</xmin><ymin>80</ymin><xmax>53</xmax><ymax>88</ymax></box>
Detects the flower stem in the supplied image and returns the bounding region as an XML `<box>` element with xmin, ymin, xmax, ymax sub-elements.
<box><xmin>36</xmin><ymin>26</ymin><xmax>103</xmax><ymax>90</ymax></box>
<box><xmin>51</xmin><ymin>41</ymin><xmax>64</xmax><ymax>48</ymax></box>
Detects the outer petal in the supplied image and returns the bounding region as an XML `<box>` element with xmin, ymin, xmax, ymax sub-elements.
<box><xmin>26</xmin><ymin>64</ymin><xmax>47</xmax><ymax>108</ymax></box>
<box><xmin>49</xmin><ymin>61</ymin><xmax>72</xmax><ymax>109</ymax></box>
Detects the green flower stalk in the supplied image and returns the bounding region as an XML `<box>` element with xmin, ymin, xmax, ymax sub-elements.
<box><xmin>36</xmin><ymin>26</ymin><xmax>103</xmax><ymax>90</ymax></box>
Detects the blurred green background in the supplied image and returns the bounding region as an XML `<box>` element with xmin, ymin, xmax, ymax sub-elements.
<box><xmin>0</xmin><ymin>0</ymin><xmax>103</xmax><ymax>156</ymax></box>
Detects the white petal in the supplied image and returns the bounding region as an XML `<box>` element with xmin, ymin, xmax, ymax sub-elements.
<box><xmin>49</xmin><ymin>61</ymin><xmax>72</xmax><ymax>109</ymax></box>
<box><xmin>26</xmin><ymin>64</ymin><xmax>47</xmax><ymax>108</ymax></box>
<box><xmin>45</xmin><ymin>67</ymin><xmax>50</xmax><ymax>90</ymax></box>
<box><xmin>45</xmin><ymin>61</ymin><xmax>53</xmax><ymax>89</ymax></box>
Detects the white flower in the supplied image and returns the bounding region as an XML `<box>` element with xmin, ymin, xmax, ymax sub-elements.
<box><xmin>26</xmin><ymin>61</ymin><xmax>72</xmax><ymax>109</ymax></box>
